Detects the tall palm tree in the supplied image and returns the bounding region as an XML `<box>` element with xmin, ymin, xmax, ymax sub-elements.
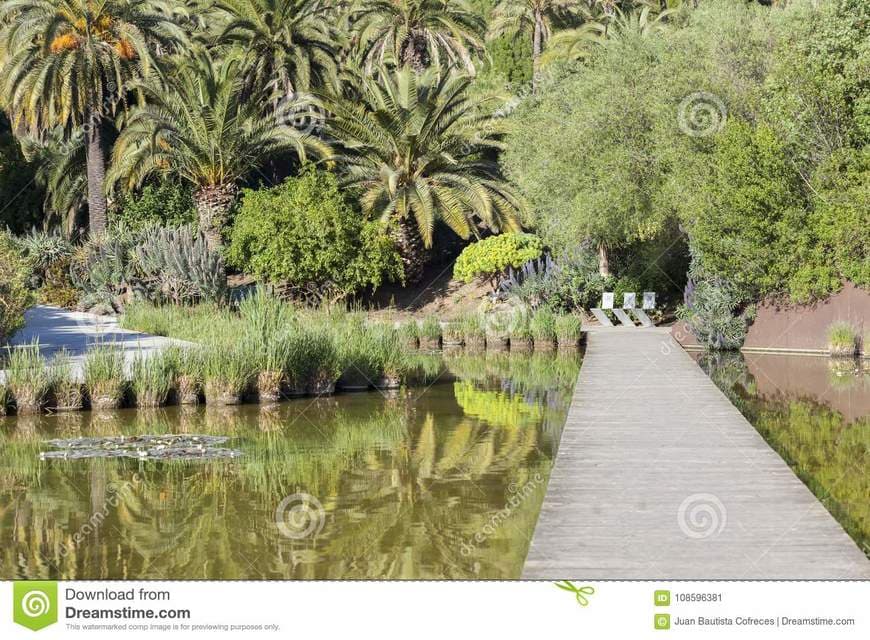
<box><xmin>325</xmin><ymin>66</ymin><xmax>524</xmax><ymax>283</ymax></box>
<box><xmin>488</xmin><ymin>0</ymin><xmax>583</xmax><ymax>87</ymax></box>
<box><xmin>214</xmin><ymin>0</ymin><xmax>339</xmax><ymax>97</ymax></box>
<box><xmin>350</xmin><ymin>0</ymin><xmax>485</xmax><ymax>74</ymax></box>
<box><xmin>109</xmin><ymin>49</ymin><xmax>329</xmax><ymax>249</ymax></box>
<box><xmin>0</xmin><ymin>0</ymin><xmax>185</xmax><ymax>234</ymax></box>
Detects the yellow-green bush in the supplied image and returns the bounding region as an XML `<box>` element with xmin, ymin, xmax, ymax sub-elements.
<box><xmin>453</xmin><ymin>233</ymin><xmax>543</xmax><ymax>287</ymax></box>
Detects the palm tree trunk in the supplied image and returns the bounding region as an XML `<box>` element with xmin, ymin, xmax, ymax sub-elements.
<box><xmin>85</xmin><ymin>113</ymin><xmax>108</xmax><ymax>235</ymax></box>
<box><xmin>392</xmin><ymin>216</ymin><xmax>430</xmax><ymax>284</ymax></box>
<box><xmin>597</xmin><ymin>241</ymin><xmax>611</xmax><ymax>278</ymax></box>
<box><xmin>194</xmin><ymin>183</ymin><xmax>238</xmax><ymax>250</ymax></box>
<box><xmin>532</xmin><ymin>11</ymin><xmax>543</xmax><ymax>91</ymax></box>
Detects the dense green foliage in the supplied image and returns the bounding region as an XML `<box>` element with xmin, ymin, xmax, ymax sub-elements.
<box><xmin>453</xmin><ymin>233</ymin><xmax>542</xmax><ymax>285</ymax></box>
<box><xmin>0</xmin><ymin>231</ymin><xmax>33</xmax><ymax>342</ymax></box>
<box><xmin>504</xmin><ymin>0</ymin><xmax>868</xmax><ymax>331</ymax></box>
<box><xmin>114</xmin><ymin>181</ymin><xmax>196</xmax><ymax>230</ymax></box>
<box><xmin>228</xmin><ymin>168</ymin><xmax>402</xmax><ymax>300</ymax></box>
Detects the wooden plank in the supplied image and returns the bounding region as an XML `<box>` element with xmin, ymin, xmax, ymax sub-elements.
<box><xmin>523</xmin><ymin>328</ymin><xmax>870</xmax><ymax>579</ymax></box>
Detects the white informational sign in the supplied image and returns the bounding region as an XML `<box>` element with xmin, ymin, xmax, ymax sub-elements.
<box><xmin>623</xmin><ymin>293</ymin><xmax>636</xmax><ymax>309</ymax></box>
<box><xmin>643</xmin><ymin>292</ymin><xmax>656</xmax><ymax>310</ymax></box>
<box><xmin>602</xmin><ymin>292</ymin><xmax>614</xmax><ymax>309</ymax></box>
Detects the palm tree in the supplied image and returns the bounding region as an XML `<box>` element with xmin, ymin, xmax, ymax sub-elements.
<box><xmin>350</xmin><ymin>0</ymin><xmax>485</xmax><ymax>74</ymax></box>
<box><xmin>488</xmin><ymin>0</ymin><xmax>583</xmax><ymax>87</ymax></box>
<box><xmin>214</xmin><ymin>0</ymin><xmax>339</xmax><ymax>97</ymax></box>
<box><xmin>109</xmin><ymin>49</ymin><xmax>329</xmax><ymax>249</ymax></box>
<box><xmin>20</xmin><ymin>127</ymin><xmax>87</xmax><ymax>236</ymax></box>
<box><xmin>542</xmin><ymin>2</ymin><xmax>674</xmax><ymax>65</ymax></box>
<box><xmin>324</xmin><ymin>66</ymin><xmax>524</xmax><ymax>283</ymax></box>
<box><xmin>0</xmin><ymin>0</ymin><xmax>185</xmax><ymax>234</ymax></box>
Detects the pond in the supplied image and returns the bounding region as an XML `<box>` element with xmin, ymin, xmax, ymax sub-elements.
<box><xmin>695</xmin><ymin>351</ymin><xmax>869</xmax><ymax>556</ymax></box>
<box><xmin>0</xmin><ymin>351</ymin><xmax>580</xmax><ymax>580</ymax></box>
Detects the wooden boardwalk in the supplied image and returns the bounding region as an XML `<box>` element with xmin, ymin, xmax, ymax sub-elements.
<box><xmin>523</xmin><ymin>327</ymin><xmax>870</xmax><ymax>579</ymax></box>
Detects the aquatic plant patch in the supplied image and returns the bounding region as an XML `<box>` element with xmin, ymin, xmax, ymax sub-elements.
<box><xmin>39</xmin><ymin>434</ymin><xmax>242</xmax><ymax>461</ymax></box>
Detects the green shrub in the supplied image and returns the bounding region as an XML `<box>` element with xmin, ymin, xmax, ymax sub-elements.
<box><xmin>826</xmin><ymin>322</ymin><xmax>858</xmax><ymax>357</ymax></box>
<box><xmin>0</xmin><ymin>231</ymin><xmax>33</xmax><ymax>343</ymax></box>
<box><xmin>114</xmin><ymin>180</ymin><xmax>195</xmax><ymax>230</ymax></box>
<box><xmin>228</xmin><ymin>167</ymin><xmax>402</xmax><ymax>301</ymax></box>
<box><xmin>453</xmin><ymin>233</ymin><xmax>543</xmax><ymax>287</ymax></box>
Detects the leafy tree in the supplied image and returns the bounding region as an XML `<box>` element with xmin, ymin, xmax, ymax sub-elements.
<box><xmin>228</xmin><ymin>167</ymin><xmax>402</xmax><ymax>300</ymax></box>
<box><xmin>109</xmin><ymin>50</ymin><xmax>329</xmax><ymax>248</ymax></box>
<box><xmin>325</xmin><ymin>66</ymin><xmax>524</xmax><ymax>282</ymax></box>
<box><xmin>682</xmin><ymin>121</ymin><xmax>809</xmax><ymax>301</ymax></box>
<box><xmin>215</xmin><ymin>0</ymin><xmax>339</xmax><ymax>95</ymax></box>
<box><xmin>351</xmin><ymin>0</ymin><xmax>485</xmax><ymax>73</ymax></box>
<box><xmin>502</xmin><ymin>32</ymin><xmax>667</xmax><ymax>276</ymax></box>
<box><xmin>0</xmin><ymin>0</ymin><xmax>185</xmax><ymax>234</ymax></box>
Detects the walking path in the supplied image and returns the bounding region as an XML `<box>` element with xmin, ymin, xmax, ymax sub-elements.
<box><xmin>1</xmin><ymin>305</ymin><xmax>185</xmax><ymax>381</ymax></box>
<box><xmin>523</xmin><ymin>327</ymin><xmax>870</xmax><ymax>579</ymax></box>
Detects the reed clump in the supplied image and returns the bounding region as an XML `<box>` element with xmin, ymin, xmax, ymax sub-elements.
<box><xmin>555</xmin><ymin>314</ymin><xmax>583</xmax><ymax>349</ymax></box>
<box><xmin>83</xmin><ymin>344</ymin><xmax>126</xmax><ymax>409</ymax></box>
<box><xmin>49</xmin><ymin>350</ymin><xmax>83</xmax><ymax>411</ymax></box>
<box><xmin>5</xmin><ymin>342</ymin><xmax>50</xmax><ymax>414</ymax></box>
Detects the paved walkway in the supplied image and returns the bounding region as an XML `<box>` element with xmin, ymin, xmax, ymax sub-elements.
<box><xmin>2</xmin><ymin>305</ymin><xmax>185</xmax><ymax>381</ymax></box>
<box><xmin>523</xmin><ymin>327</ymin><xmax>870</xmax><ymax>579</ymax></box>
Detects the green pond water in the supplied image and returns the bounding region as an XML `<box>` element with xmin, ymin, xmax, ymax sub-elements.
<box><xmin>695</xmin><ymin>351</ymin><xmax>870</xmax><ymax>556</ymax></box>
<box><xmin>0</xmin><ymin>351</ymin><xmax>580</xmax><ymax>580</ymax></box>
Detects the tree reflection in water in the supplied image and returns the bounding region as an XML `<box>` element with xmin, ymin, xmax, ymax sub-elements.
<box><xmin>0</xmin><ymin>352</ymin><xmax>581</xmax><ymax>579</ymax></box>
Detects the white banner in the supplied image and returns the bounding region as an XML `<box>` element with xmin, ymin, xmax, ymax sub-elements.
<box><xmin>2</xmin><ymin>581</ymin><xmax>868</xmax><ymax>639</ymax></box>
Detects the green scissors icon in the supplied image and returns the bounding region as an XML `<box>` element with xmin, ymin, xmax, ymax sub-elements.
<box><xmin>554</xmin><ymin>580</ymin><xmax>595</xmax><ymax>606</ymax></box>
